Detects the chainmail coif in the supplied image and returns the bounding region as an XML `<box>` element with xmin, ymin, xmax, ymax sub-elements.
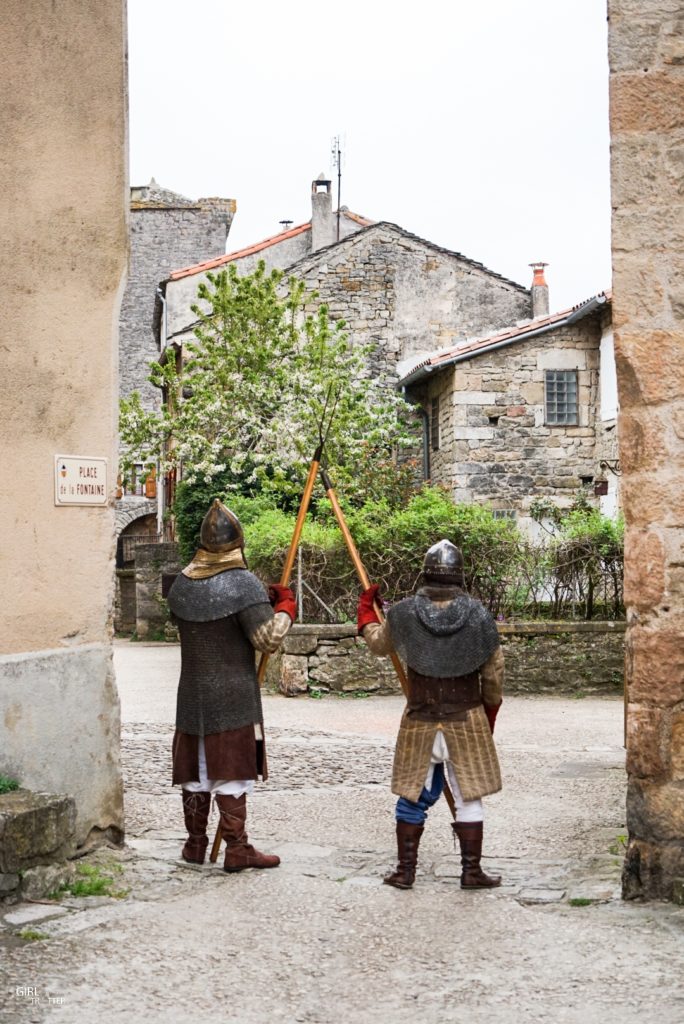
<box><xmin>387</xmin><ymin>588</ymin><xmax>500</xmax><ymax>678</ymax></box>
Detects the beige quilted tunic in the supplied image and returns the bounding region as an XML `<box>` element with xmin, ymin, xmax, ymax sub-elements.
<box><xmin>363</xmin><ymin>619</ymin><xmax>504</xmax><ymax>803</ymax></box>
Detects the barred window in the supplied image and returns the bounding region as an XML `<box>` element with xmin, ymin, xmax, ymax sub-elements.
<box><xmin>431</xmin><ymin>396</ymin><xmax>440</xmax><ymax>451</ymax></box>
<box><xmin>545</xmin><ymin>370</ymin><xmax>578</xmax><ymax>425</ymax></box>
<box><xmin>492</xmin><ymin>509</ymin><xmax>517</xmax><ymax>521</ymax></box>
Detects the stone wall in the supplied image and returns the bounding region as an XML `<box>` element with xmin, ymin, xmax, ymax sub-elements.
<box><xmin>115</xmin><ymin>570</ymin><xmax>136</xmax><ymax>634</ymax></box>
<box><xmin>163</xmin><ymin>209</ymin><xmax>367</xmax><ymax>342</ymax></box>
<box><xmin>134</xmin><ymin>544</ymin><xmax>181</xmax><ymax>640</ymax></box>
<box><xmin>418</xmin><ymin>317</ymin><xmax>608</xmax><ymax>527</ymax></box>
<box><xmin>291</xmin><ymin>223</ymin><xmax>532</xmax><ymax>375</ymax></box>
<box><xmin>609</xmin><ymin>0</ymin><xmax>684</xmax><ymax>900</ymax></box>
<box><xmin>265</xmin><ymin>621</ymin><xmax>625</xmax><ymax>697</ymax></box>
<box><xmin>120</xmin><ymin>192</ymin><xmax>235</xmax><ymax>409</ymax></box>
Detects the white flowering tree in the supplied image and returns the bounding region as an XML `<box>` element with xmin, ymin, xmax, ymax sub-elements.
<box><xmin>119</xmin><ymin>261</ymin><xmax>411</xmax><ymax>506</ymax></box>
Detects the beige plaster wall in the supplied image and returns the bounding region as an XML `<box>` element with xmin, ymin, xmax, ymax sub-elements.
<box><xmin>1</xmin><ymin>1</ymin><xmax>127</xmax><ymax>655</ymax></box>
<box><xmin>0</xmin><ymin>1</ymin><xmax>127</xmax><ymax>843</ymax></box>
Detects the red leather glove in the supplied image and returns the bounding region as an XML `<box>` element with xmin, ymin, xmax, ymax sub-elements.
<box><xmin>268</xmin><ymin>584</ymin><xmax>296</xmax><ymax>622</ymax></box>
<box><xmin>357</xmin><ymin>583</ymin><xmax>382</xmax><ymax>633</ymax></box>
<box><xmin>483</xmin><ymin>700</ymin><xmax>502</xmax><ymax>734</ymax></box>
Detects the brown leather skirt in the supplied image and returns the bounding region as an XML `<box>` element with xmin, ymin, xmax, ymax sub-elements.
<box><xmin>172</xmin><ymin>725</ymin><xmax>267</xmax><ymax>786</ymax></box>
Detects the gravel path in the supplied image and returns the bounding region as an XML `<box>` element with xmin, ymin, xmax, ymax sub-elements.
<box><xmin>2</xmin><ymin>640</ymin><xmax>683</xmax><ymax>1024</ymax></box>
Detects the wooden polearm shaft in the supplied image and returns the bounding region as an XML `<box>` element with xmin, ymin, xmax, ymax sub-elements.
<box><xmin>256</xmin><ymin>445</ymin><xmax>323</xmax><ymax>685</ymax></box>
<box><xmin>210</xmin><ymin>446</ymin><xmax>323</xmax><ymax>864</ymax></box>
<box><xmin>319</xmin><ymin>468</ymin><xmax>408</xmax><ymax>698</ymax></box>
<box><xmin>319</xmin><ymin>467</ymin><xmax>458</xmax><ymax>821</ymax></box>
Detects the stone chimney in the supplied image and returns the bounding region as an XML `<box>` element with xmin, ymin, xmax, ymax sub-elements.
<box><xmin>311</xmin><ymin>173</ymin><xmax>334</xmax><ymax>251</ymax></box>
<box><xmin>530</xmin><ymin>262</ymin><xmax>549</xmax><ymax>318</ymax></box>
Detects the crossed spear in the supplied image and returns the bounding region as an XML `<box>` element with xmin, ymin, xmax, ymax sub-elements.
<box><xmin>209</xmin><ymin>406</ymin><xmax>456</xmax><ymax>863</ymax></box>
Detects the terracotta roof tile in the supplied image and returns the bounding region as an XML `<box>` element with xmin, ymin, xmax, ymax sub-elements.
<box><xmin>168</xmin><ymin>222</ymin><xmax>312</xmax><ymax>281</ymax></box>
<box><xmin>399</xmin><ymin>290</ymin><xmax>611</xmax><ymax>385</ymax></box>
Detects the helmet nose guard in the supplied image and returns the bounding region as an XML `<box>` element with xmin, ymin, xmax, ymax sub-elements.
<box><xmin>200</xmin><ymin>499</ymin><xmax>244</xmax><ymax>553</ymax></box>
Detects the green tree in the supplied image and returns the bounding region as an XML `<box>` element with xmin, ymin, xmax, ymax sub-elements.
<box><xmin>120</xmin><ymin>262</ymin><xmax>411</xmax><ymax>505</ymax></box>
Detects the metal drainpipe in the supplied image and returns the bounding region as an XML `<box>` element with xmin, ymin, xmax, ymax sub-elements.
<box><xmin>156</xmin><ymin>286</ymin><xmax>168</xmax><ymax>537</ymax></box>
<box><xmin>402</xmin><ymin>389</ymin><xmax>430</xmax><ymax>481</ymax></box>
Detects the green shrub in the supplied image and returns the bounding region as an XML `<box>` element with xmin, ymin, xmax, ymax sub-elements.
<box><xmin>0</xmin><ymin>775</ymin><xmax>20</xmax><ymax>794</ymax></box>
<box><xmin>172</xmin><ymin>481</ymin><xmax>623</xmax><ymax>622</ymax></box>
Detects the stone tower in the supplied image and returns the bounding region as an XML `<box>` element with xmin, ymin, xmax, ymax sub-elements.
<box><xmin>119</xmin><ymin>179</ymin><xmax>236</xmax><ymax>410</ymax></box>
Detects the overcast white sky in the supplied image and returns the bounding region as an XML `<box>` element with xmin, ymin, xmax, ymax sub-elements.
<box><xmin>128</xmin><ymin>0</ymin><xmax>611</xmax><ymax>311</ymax></box>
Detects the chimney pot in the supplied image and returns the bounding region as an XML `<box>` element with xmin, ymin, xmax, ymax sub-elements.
<box><xmin>311</xmin><ymin>172</ymin><xmax>334</xmax><ymax>251</ymax></box>
<box><xmin>529</xmin><ymin>262</ymin><xmax>549</xmax><ymax>317</ymax></box>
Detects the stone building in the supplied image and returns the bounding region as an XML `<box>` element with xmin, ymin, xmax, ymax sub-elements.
<box><xmin>120</xmin><ymin>179</ymin><xmax>236</xmax><ymax>411</ymax></box>
<box><xmin>155</xmin><ymin>175</ymin><xmax>532</xmax><ymax>389</ymax></box>
<box><xmin>154</xmin><ymin>177</ymin><xmax>621</xmax><ymax>528</ymax></box>
<box><xmin>399</xmin><ymin>281</ymin><xmax>618</xmax><ymax>533</ymax></box>
<box><xmin>116</xmin><ymin>180</ymin><xmax>236</xmax><ymax>573</ymax></box>
<box><xmin>609</xmin><ymin>0</ymin><xmax>684</xmax><ymax>901</ymax></box>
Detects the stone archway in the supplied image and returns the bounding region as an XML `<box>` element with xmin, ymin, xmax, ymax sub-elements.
<box><xmin>609</xmin><ymin>0</ymin><xmax>684</xmax><ymax>900</ymax></box>
<box><xmin>115</xmin><ymin>498</ymin><xmax>158</xmax><ymax>536</ymax></box>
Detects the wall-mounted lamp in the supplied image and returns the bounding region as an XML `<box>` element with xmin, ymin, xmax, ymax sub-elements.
<box><xmin>599</xmin><ymin>459</ymin><xmax>621</xmax><ymax>477</ymax></box>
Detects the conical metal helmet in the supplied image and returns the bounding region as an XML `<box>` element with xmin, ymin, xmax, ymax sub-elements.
<box><xmin>422</xmin><ymin>539</ymin><xmax>464</xmax><ymax>585</ymax></box>
<box><xmin>199</xmin><ymin>499</ymin><xmax>244</xmax><ymax>553</ymax></box>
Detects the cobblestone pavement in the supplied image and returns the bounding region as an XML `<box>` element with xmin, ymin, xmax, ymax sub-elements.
<box><xmin>2</xmin><ymin>640</ymin><xmax>684</xmax><ymax>1024</ymax></box>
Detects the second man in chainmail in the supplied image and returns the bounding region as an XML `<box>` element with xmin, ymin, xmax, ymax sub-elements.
<box><xmin>357</xmin><ymin>539</ymin><xmax>504</xmax><ymax>891</ymax></box>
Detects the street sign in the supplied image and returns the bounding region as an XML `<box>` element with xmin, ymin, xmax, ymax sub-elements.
<box><xmin>54</xmin><ymin>455</ymin><xmax>109</xmax><ymax>506</ymax></box>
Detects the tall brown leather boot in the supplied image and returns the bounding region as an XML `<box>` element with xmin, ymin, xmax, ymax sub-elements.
<box><xmin>383</xmin><ymin>821</ymin><xmax>424</xmax><ymax>890</ymax></box>
<box><xmin>181</xmin><ymin>790</ymin><xmax>211</xmax><ymax>864</ymax></box>
<box><xmin>215</xmin><ymin>793</ymin><xmax>280</xmax><ymax>872</ymax></box>
<box><xmin>452</xmin><ymin>821</ymin><xmax>501</xmax><ymax>889</ymax></box>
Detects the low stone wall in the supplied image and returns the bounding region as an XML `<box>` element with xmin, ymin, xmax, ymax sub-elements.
<box><xmin>114</xmin><ymin>569</ymin><xmax>136</xmax><ymax>634</ymax></box>
<box><xmin>134</xmin><ymin>544</ymin><xmax>181</xmax><ymax>640</ymax></box>
<box><xmin>0</xmin><ymin>790</ymin><xmax>76</xmax><ymax>903</ymax></box>
<box><xmin>265</xmin><ymin>621</ymin><xmax>626</xmax><ymax>697</ymax></box>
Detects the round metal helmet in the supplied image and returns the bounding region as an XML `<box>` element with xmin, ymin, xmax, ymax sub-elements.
<box><xmin>422</xmin><ymin>539</ymin><xmax>464</xmax><ymax>585</ymax></box>
<box><xmin>199</xmin><ymin>499</ymin><xmax>244</xmax><ymax>553</ymax></box>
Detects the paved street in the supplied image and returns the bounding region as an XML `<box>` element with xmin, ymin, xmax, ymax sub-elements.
<box><xmin>2</xmin><ymin>639</ymin><xmax>683</xmax><ymax>1023</ymax></box>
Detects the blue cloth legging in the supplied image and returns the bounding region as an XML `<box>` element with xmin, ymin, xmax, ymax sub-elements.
<box><xmin>395</xmin><ymin>763</ymin><xmax>445</xmax><ymax>825</ymax></box>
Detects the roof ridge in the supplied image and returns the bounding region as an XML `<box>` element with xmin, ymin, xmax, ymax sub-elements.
<box><xmin>399</xmin><ymin>289</ymin><xmax>612</xmax><ymax>385</ymax></box>
<box><xmin>167</xmin><ymin>207</ymin><xmax>375</xmax><ymax>282</ymax></box>
<box><xmin>283</xmin><ymin>220</ymin><xmax>529</xmax><ymax>293</ymax></box>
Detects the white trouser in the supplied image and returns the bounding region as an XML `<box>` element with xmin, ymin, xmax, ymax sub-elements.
<box><xmin>180</xmin><ymin>737</ymin><xmax>254</xmax><ymax>797</ymax></box>
<box><xmin>424</xmin><ymin>730</ymin><xmax>484</xmax><ymax>822</ymax></box>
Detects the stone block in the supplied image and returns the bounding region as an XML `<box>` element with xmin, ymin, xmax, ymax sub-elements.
<box><xmin>671</xmin><ymin>713</ymin><xmax>684</xmax><ymax>780</ymax></box>
<box><xmin>21</xmin><ymin>861</ymin><xmax>75</xmax><ymax>900</ymax></box>
<box><xmin>308</xmin><ymin>644</ymin><xmax>398</xmax><ymax>694</ymax></box>
<box><xmin>623</xmin><ymin>528</ymin><xmax>666</xmax><ymax>610</ymax></box>
<box><xmin>619</xmin><ymin>411</ymin><xmax>669</xmax><ymax>473</ymax></box>
<box><xmin>626</xmin><ymin>778</ymin><xmax>684</xmax><ymax>842</ymax></box>
<box><xmin>673</xmin><ymin>878</ymin><xmax>684</xmax><ymax>906</ymax></box>
<box><xmin>280</xmin><ymin>655</ymin><xmax>308</xmax><ymax>697</ymax></box>
<box><xmin>537</xmin><ymin>349</ymin><xmax>586</xmax><ymax>371</ymax></box>
<box><xmin>621</xmin><ymin>473</ymin><xmax>684</xmax><ymax>528</ymax></box>
<box><xmin>614</xmin><ymin>330</ymin><xmax>684</xmax><ymax>407</ymax></box>
<box><xmin>626</xmin><ymin>705</ymin><xmax>667</xmax><ymax>777</ymax></box>
<box><xmin>0</xmin><ymin>791</ymin><xmax>76</xmax><ymax>873</ymax></box>
<box><xmin>611</xmin><ymin>70</ymin><xmax>684</xmax><ymax>134</ymax></box>
<box><xmin>622</xmin><ymin>837</ymin><xmax>684</xmax><ymax>902</ymax></box>
<box><xmin>452</xmin><ymin>427</ymin><xmax>495</xmax><ymax>440</ymax></box>
<box><xmin>283</xmin><ymin>634</ymin><xmax>318</xmax><ymax>656</ymax></box>
<box><xmin>0</xmin><ymin>872</ymin><xmax>20</xmax><ymax>896</ymax></box>
<box><xmin>628</xmin><ymin>624</ymin><xmax>684</xmax><ymax>706</ymax></box>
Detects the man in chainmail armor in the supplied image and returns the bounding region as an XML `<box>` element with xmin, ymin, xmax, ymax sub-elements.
<box><xmin>167</xmin><ymin>499</ymin><xmax>295</xmax><ymax>873</ymax></box>
<box><xmin>357</xmin><ymin>539</ymin><xmax>504</xmax><ymax>891</ymax></box>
